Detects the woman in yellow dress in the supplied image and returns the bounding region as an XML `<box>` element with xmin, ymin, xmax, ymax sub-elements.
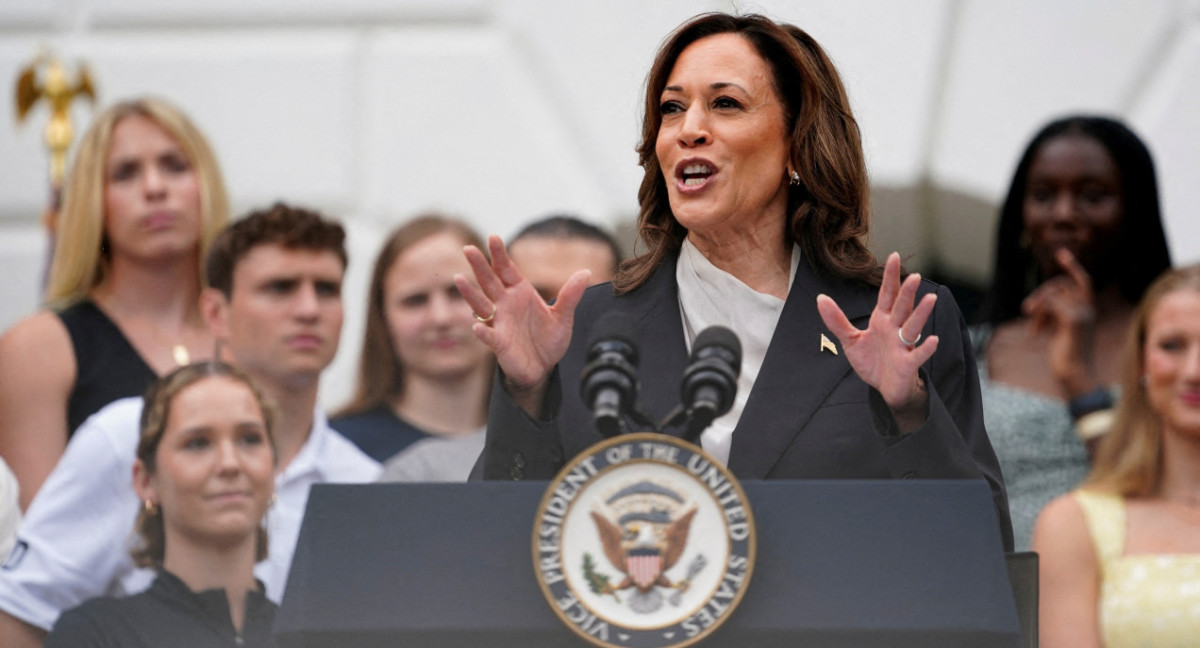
<box><xmin>1035</xmin><ymin>264</ymin><xmax>1200</xmax><ymax>647</ymax></box>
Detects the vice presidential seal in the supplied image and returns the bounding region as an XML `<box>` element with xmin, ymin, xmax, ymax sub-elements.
<box><xmin>533</xmin><ymin>433</ymin><xmax>755</xmax><ymax>648</ymax></box>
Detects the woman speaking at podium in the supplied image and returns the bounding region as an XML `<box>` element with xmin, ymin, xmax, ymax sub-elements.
<box><xmin>460</xmin><ymin>12</ymin><xmax>1011</xmax><ymax>549</ymax></box>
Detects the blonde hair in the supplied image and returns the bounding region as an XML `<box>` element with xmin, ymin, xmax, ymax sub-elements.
<box><xmin>45</xmin><ymin>97</ymin><xmax>230</xmax><ymax>306</ymax></box>
<box><xmin>1087</xmin><ymin>264</ymin><xmax>1200</xmax><ymax>497</ymax></box>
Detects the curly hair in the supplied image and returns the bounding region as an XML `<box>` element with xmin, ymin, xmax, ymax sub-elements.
<box><xmin>205</xmin><ymin>202</ymin><xmax>347</xmax><ymax>298</ymax></box>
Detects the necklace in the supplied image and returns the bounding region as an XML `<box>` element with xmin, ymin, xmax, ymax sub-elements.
<box><xmin>173</xmin><ymin>344</ymin><xmax>190</xmax><ymax>366</ymax></box>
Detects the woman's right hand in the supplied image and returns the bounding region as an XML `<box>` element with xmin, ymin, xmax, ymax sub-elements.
<box><xmin>456</xmin><ymin>235</ymin><xmax>591</xmax><ymax>415</ymax></box>
<box><xmin>1022</xmin><ymin>247</ymin><xmax>1099</xmax><ymax>396</ymax></box>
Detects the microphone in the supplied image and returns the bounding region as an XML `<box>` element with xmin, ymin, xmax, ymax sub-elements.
<box><xmin>580</xmin><ymin>312</ymin><xmax>640</xmax><ymax>438</ymax></box>
<box><xmin>679</xmin><ymin>326</ymin><xmax>741</xmax><ymax>444</ymax></box>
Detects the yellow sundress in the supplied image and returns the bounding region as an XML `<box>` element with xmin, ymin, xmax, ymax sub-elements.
<box><xmin>1074</xmin><ymin>490</ymin><xmax>1200</xmax><ymax>647</ymax></box>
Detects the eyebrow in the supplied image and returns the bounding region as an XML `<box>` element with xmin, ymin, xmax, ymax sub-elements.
<box><xmin>663</xmin><ymin>82</ymin><xmax>749</xmax><ymax>94</ymax></box>
<box><xmin>180</xmin><ymin>419</ymin><xmax>265</xmax><ymax>433</ymax></box>
<box><xmin>178</xmin><ymin>425</ymin><xmax>214</xmax><ymax>438</ymax></box>
<box><xmin>106</xmin><ymin>155</ymin><xmax>140</xmax><ymax>171</ymax></box>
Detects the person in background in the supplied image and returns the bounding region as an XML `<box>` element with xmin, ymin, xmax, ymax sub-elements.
<box><xmin>45</xmin><ymin>362</ymin><xmax>279</xmax><ymax>648</ymax></box>
<box><xmin>1035</xmin><ymin>264</ymin><xmax>1200</xmax><ymax>648</ymax></box>
<box><xmin>0</xmin><ymin>203</ymin><xmax>380</xmax><ymax>648</ymax></box>
<box><xmin>459</xmin><ymin>12</ymin><xmax>1011</xmax><ymax>546</ymax></box>
<box><xmin>974</xmin><ymin>115</ymin><xmax>1171</xmax><ymax>549</ymax></box>
<box><xmin>333</xmin><ymin>215</ymin><xmax>494</xmax><ymax>480</ymax></box>
<box><xmin>506</xmin><ymin>214</ymin><xmax>622</xmax><ymax>302</ymax></box>
<box><xmin>0</xmin><ymin>97</ymin><xmax>229</xmax><ymax>510</ymax></box>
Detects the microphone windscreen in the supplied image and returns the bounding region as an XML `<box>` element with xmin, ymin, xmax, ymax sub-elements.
<box><xmin>692</xmin><ymin>325</ymin><xmax>742</xmax><ymax>366</ymax></box>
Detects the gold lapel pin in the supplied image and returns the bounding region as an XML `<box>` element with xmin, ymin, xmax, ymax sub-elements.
<box><xmin>820</xmin><ymin>333</ymin><xmax>838</xmax><ymax>356</ymax></box>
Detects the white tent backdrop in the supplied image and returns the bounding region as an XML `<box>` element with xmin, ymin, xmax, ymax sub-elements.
<box><xmin>3</xmin><ymin>0</ymin><xmax>1197</xmax><ymax>408</ymax></box>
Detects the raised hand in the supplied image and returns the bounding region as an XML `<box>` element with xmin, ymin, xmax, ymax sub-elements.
<box><xmin>455</xmin><ymin>235</ymin><xmax>591</xmax><ymax>414</ymax></box>
<box><xmin>1022</xmin><ymin>247</ymin><xmax>1098</xmax><ymax>395</ymax></box>
<box><xmin>816</xmin><ymin>252</ymin><xmax>939</xmax><ymax>433</ymax></box>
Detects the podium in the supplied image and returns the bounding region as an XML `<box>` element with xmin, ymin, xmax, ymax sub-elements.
<box><xmin>276</xmin><ymin>480</ymin><xmax>1020</xmax><ymax>647</ymax></box>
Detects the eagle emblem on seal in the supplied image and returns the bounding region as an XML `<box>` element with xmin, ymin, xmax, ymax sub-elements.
<box><xmin>584</xmin><ymin>481</ymin><xmax>705</xmax><ymax>614</ymax></box>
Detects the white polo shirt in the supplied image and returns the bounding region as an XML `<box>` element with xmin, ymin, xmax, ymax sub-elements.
<box><xmin>0</xmin><ymin>396</ymin><xmax>380</xmax><ymax>630</ymax></box>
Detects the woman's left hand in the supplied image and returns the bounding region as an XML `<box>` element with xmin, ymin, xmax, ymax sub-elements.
<box><xmin>816</xmin><ymin>252</ymin><xmax>939</xmax><ymax>434</ymax></box>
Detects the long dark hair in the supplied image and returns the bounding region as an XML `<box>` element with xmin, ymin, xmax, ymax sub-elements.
<box><xmin>616</xmin><ymin>12</ymin><xmax>878</xmax><ymax>293</ymax></box>
<box><xmin>978</xmin><ymin>115</ymin><xmax>1171</xmax><ymax>325</ymax></box>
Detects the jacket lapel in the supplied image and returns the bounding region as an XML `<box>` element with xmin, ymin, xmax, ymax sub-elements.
<box><xmin>727</xmin><ymin>258</ymin><xmax>877</xmax><ymax>478</ymax></box>
<box><xmin>616</xmin><ymin>256</ymin><xmax>691</xmax><ymax>425</ymax></box>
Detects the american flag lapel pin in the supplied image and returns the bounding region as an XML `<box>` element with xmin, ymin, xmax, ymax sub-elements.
<box><xmin>820</xmin><ymin>333</ymin><xmax>838</xmax><ymax>356</ymax></box>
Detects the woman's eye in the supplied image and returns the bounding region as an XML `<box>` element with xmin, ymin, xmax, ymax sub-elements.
<box><xmin>1158</xmin><ymin>339</ymin><xmax>1186</xmax><ymax>353</ymax></box>
<box><xmin>1079</xmin><ymin>187</ymin><xmax>1112</xmax><ymax>205</ymax></box>
<box><xmin>110</xmin><ymin>163</ymin><xmax>139</xmax><ymax>182</ymax></box>
<box><xmin>161</xmin><ymin>153</ymin><xmax>192</xmax><ymax>174</ymax></box>
<box><xmin>660</xmin><ymin>100</ymin><xmax>684</xmax><ymax>115</ymax></box>
<box><xmin>183</xmin><ymin>437</ymin><xmax>209</xmax><ymax>450</ymax></box>
<box><xmin>1026</xmin><ymin>187</ymin><xmax>1053</xmax><ymax>203</ymax></box>
<box><xmin>713</xmin><ymin>96</ymin><xmax>742</xmax><ymax>110</ymax></box>
<box><xmin>239</xmin><ymin>431</ymin><xmax>265</xmax><ymax>446</ymax></box>
<box><xmin>401</xmin><ymin>294</ymin><xmax>428</xmax><ymax>308</ymax></box>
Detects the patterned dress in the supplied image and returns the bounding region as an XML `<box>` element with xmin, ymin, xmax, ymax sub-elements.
<box><xmin>1075</xmin><ymin>490</ymin><xmax>1200</xmax><ymax>647</ymax></box>
<box><xmin>972</xmin><ymin>325</ymin><xmax>1090</xmax><ymax>550</ymax></box>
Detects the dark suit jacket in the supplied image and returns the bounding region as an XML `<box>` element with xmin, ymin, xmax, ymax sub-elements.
<box><xmin>476</xmin><ymin>252</ymin><xmax>1013</xmax><ymax>550</ymax></box>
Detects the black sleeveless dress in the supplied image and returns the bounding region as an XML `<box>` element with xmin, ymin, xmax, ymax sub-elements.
<box><xmin>57</xmin><ymin>301</ymin><xmax>157</xmax><ymax>436</ymax></box>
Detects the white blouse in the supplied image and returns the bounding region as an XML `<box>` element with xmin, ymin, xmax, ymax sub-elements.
<box><xmin>675</xmin><ymin>239</ymin><xmax>800</xmax><ymax>465</ymax></box>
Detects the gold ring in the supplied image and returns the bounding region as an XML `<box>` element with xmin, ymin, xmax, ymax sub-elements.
<box><xmin>474</xmin><ymin>306</ymin><xmax>496</xmax><ymax>324</ymax></box>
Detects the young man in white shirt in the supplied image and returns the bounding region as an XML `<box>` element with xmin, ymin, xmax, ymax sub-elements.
<box><xmin>0</xmin><ymin>203</ymin><xmax>381</xmax><ymax>646</ymax></box>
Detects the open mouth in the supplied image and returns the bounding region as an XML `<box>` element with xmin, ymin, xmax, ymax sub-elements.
<box><xmin>680</xmin><ymin>162</ymin><xmax>715</xmax><ymax>187</ymax></box>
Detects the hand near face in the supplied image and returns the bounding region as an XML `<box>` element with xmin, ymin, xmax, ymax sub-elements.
<box><xmin>816</xmin><ymin>252</ymin><xmax>939</xmax><ymax>434</ymax></box>
<box><xmin>1022</xmin><ymin>247</ymin><xmax>1099</xmax><ymax>395</ymax></box>
<box><xmin>456</xmin><ymin>235</ymin><xmax>591</xmax><ymax>414</ymax></box>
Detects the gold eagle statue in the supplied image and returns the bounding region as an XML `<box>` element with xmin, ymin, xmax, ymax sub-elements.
<box><xmin>15</xmin><ymin>53</ymin><xmax>96</xmax><ymax>187</ymax></box>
